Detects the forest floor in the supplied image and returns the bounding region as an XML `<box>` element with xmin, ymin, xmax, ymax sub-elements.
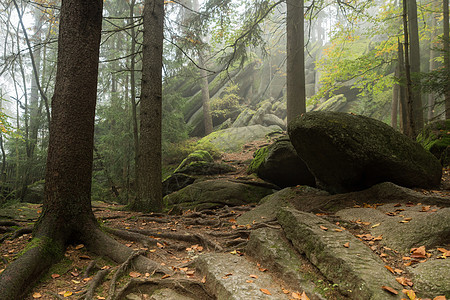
<box><xmin>0</xmin><ymin>139</ymin><xmax>449</xmax><ymax>300</ymax></box>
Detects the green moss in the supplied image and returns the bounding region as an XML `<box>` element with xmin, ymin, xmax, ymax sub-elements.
<box><xmin>17</xmin><ymin>237</ymin><xmax>63</xmax><ymax>259</ymax></box>
<box><xmin>247</xmin><ymin>146</ymin><xmax>269</xmax><ymax>174</ymax></box>
<box><xmin>417</xmin><ymin>120</ymin><xmax>450</xmax><ymax>165</ymax></box>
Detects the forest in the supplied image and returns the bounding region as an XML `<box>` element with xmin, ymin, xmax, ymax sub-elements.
<box><xmin>0</xmin><ymin>0</ymin><xmax>449</xmax><ymax>299</ymax></box>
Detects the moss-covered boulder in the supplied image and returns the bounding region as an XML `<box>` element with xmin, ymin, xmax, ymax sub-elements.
<box><xmin>198</xmin><ymin>125</ymin><xmax>283</xmax><ymax>153</ymax></box>
<box><xmin>162</xmin><ymin>173</ymin><xmax>195</xmax><ymax>196</ymax></box>
<box><xmin>288</xmin><ymin>112</ymin><xmax>442</xmax><ymax>194</ymax></box>
<box><xmin>248</xmin><ymin>137</ymin><xmax>315</xmax><ymax>188</ymax></box>
<box><xmin>174</xmin><ymin>150</ymin><xmax>235</xmax><ymax>175</ymax></box>
<box><xmin>23</xmin><ymin>180</ymin><xmax>45</xmax><ymax>204</ymax></box>
<box><xmin>417</xmin><ymin>120</ymin><xmax>450</xmax><ymax>166</ymax></box>
<box><xmin>164</xmin><ymin>179</ymin><xmax>274</xmax><ymax>211</ymax></box>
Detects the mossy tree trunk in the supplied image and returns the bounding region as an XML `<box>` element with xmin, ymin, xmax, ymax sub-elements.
<box><xmin>444</xmin><ymin>0</ymin><xmax>450</xmax><ymax>118</ymax></box>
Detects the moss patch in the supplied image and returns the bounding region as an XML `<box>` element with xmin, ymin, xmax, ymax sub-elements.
<box><xmin>417</xmin><ymin>120</ymin><xmax>450</xmax><ymax>166</ymax></box>
<box><xmin>247</xmin><ymin>146</ymin><xmax>269</xmax><ymax>174</ymax></box>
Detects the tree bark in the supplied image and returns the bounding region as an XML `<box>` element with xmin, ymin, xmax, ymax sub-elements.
<box><xmin>427</xmin><ymin>0</ymin><xmax>438</xmax><ymax>121</ymax></box>
<box><xmin>286</xmin><ymin>0</ymin><xmax>306</xmax><ymax>125</ymax></box>
<box><xmin>132</xmin><ymin>0</ymin><xmax>164</xmax><ymax>212</ymax></box>
<box><xmin>407</xmin><ymin>0</ymin><xmax>423</xmax><ymax>134</ymax></box>
<box><xmin>403</xmin><ymin>0</ymin><xmax>416</xmax><ymax>138</ymax></box>
<box><xmin>444</xmin><ymin>0</ymin><xmax>450</xmax><ymax>118</ymax></box>
<box><xmin>199</xmin><ymin>53</ymin><xmax>213</xmax><ymax>135</ymax></box>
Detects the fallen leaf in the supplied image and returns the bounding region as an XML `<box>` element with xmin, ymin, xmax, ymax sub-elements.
<box><xmin>157</xmin><ymin>242</ymin><xmax>164</xmax><ymax>248</ymax></box>
<box><xmin>63</xmin><ymin>291</ymin><xmax>73</xmax><ymax>297</ymax></box>
<box><xmin>333</xmin><ymin>228</ymin><xmax>343</xmax><ymax>232</ymax></box>
<box><xmin>259</xmin><ymin>267</ymin><xmax>268</xmax><ymax>272</ymax></box>
<box><xmin>249</xmin><ymin>274</ymin><xmax>258</xmax><ymax>278</ymax></box>
<box><xmin>343</xmin><ymin>242</ymin><xmax>350</xmax><ymax>248</ymax></box>
<box><xmin>75</xmin><ymin>244</ymin><xmax>84</xmax><ymax>250</ymax></box>
<box><xmin>246</xmin><ymin>280</ymin><xmax>253</xmax><ymax>283</ymax></box>
<box><xmin>396</xmin><ymin>277</ymin><xmax>412</xmax><ymax>286</ymax></box>
<box><xmin>186</xmin><ymin>270</ymin><xmax>195</xmax><ymax>276</ymax></box>
<box><xmin>402</xmin><ymin>289</ymin><xmax>416</xmax><ymax>300</ymax></box>
<box><xmin>319</xmin><ymin>225</ymin><xmax>328</xmax><ymax>231</ymax></box>
<box><xmin>201</xmin><ymin>276</ymin><xmax>206</xmax><ymax>283</ymax></box>
<box><xmin>260</xmin><ymin>288</ymin><xmax>271</xmax><ymax>295</ymax></box>
<box><xmin>373</xmin><ymin>235</ymin><xmax>383</xmax><ymax>241</ymax></box>
<box><xmin>79</xmin><ymin>255</ymin><xmax>91</xmax><ymax>260</ymax></box>
<box><xmin>381</xmin><ymin>286</ymin><xmax>398</xmax><ymax>295</ymax></box>
<box><xmin>71</xmin><ymin>271</ymin><xmax>79</xmax><ymax>277</ymax></box>
<box><xmin>32</xmin><ymin>293</ymin><xmax>42</xmax><ymax>299</ymax></box>
<box><xmin>282</xmin><ymin>288</ymin><xmax>290</xmax><ymax>294</ymax></box>
<box><xmin>97</xmin><ymin>297</ymin><xmax>106</xmax><ymax>300</ymax></box>
<box><xmin>371</xmin><ymin>223</ymin><xmax>381</xmax><ymax>228</ymax></box>
<box><xmin>421</xmin><ymin>206</ymin><xmax>431</xmax><ymax>212</ymax></box>
<box><xmin>51</xmin><ymin>273</ymin><xmax>60</xmax><ymax>279</ymax></box>
<box><xmin>230</xmin><ymin>250</ymin><xmax>238</xmax><ymax>255</ymax></box>
<box><xmin>291</xmin><ymin>291</ymin><xmax>301</xmax><ymax>299</ymax></box>
<box><xmin>410</xmin><ymin>246</ymin><xmax>427</xmax><ymax>258</ymax></box>
<box><xmin>385</xmin><ymin>265</ymin><xmax>395</xmax><ymax>274</ymax></box>
<box><xmin>129</xmin><ymin>271</ymin><xmax>141</xmax><ymax>278</ymax></box>
<box><xmin>394</xmin><ymin>268</ymin><xmax>404</xmax><ymax>274</ymax></box>
<box><xmin>161</xmin><ymin>274</ymin><xmax>171</xmax><ymax>279</ymax></box>
<box><xmin>433</xmin><ymin>296</ymin><xmax>446</xmax><ymax>300</ymax></box>
<box><xmin>300</xmin><ymin>291</ymin><xmax>310</xmax><ymax>300</ymax></box>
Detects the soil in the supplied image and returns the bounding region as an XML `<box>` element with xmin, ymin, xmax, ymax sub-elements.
<box><xmin>0</xmin><ymin>138</ymin><xmax>448</xmax><ymax>300</ymax></box>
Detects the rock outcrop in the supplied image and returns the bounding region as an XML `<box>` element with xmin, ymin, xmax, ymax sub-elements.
<box><xmin>288</xmin><ymin>112</ymin><xmax>442</xmax><ymax>193</ymax></box>
<box><xmin>248</xmin><ymin>137</ymin><xmax>315</xmax><ymax>188</ymax></box>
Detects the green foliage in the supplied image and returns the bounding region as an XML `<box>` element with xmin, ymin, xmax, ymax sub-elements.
<box><xmin>247</xmin><ymin>146</ymin><xmax>268</xmax><ymax>174</ymax></box>
<box><xmin>163</xmin><ymin>138</ymin><xmax>221</xmax><ymax>166</ymax></box>
<box><xmin>211</xmin><ymin>84</ymin><xmax>242</xmax><ymax>118</ymax></box>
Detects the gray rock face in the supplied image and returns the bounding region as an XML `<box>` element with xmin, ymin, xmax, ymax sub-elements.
<box><xmin>288</xmin><ymin>111</ymin><xmax>442</xmax><ymax>193</ymax></box>
<box><xmin>162</xmin><ymin>173</ymin><xmax>195</xmax><ymax>196</ymax></box>
<box><xmin>246</xmin><ymin>228</ymin><xmax>326</xmax><ymax>300</ymax></box>
<box><xmin>409</xmin><ymin>259</ymin><xmax>450</xmax><ymax>298</ymax></box>
<box><xmin>195</xmin><ymin>253</ymin><xmax>290</xmax><ymax>300</ymax></box>
<box><xmin>337</xmin><ymin>205</ymin><xmax>450</xmax><ymax>253</ymax></box>
<box><xmin>277</xmin><ymin>207</ymin><xmax>403</xmax><ymax>300</ymax></box>
<box><xmin>262</xmin><ymin>114</ymin><xmax>286</xmax><ymax>129</ymax></box>
<box><xmin>164</xmin><ymin>179</ymin><xmax>274</xmax><ymax>211</ymax></box>
<box><xmin>250</xmin><ymin>137</ymin><xmax>316</xmax><ymax>188</ymax></box>
<box><xmin>199</xmin><ymin>125</ymin><xmax>283</xmax><ymax>153</ymax></box>
<box><xmin>232</xmin><ymin>108</ymin><xmax>255</xmax><ymax>128</ymax></box>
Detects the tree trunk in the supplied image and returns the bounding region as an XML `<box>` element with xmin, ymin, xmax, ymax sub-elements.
<box><xmin>403</xmin><ymin>0</ymin><xmax>416</xmax><ymax>138</ymax></box>
<box><xmin>392</xmin><ymin>66</ymin><xmax>400</xmax><ymax>129</ymax></box>
<box><xmin>132</xmin><ymin>0</ymin><xmax>164</xmax><ymax>212</ymax></box>
<box><xmin>444</xmin><ymin>0</ymin><xmax>450</xmax><ymax>118</ymax></box>
<box><xmin>398</xmin><ymin>40</ymin><xmax>408</xmax><ymax>134</ymax></box>
<box><xmin>407</xmin><ymin>0</ymin><xmax>423</xmax><ymax>134</ymax></box>
<box><xmin>427</xmin><ymin>0</ymin><xmax>438</xmax><ymax>121</ymax></box>
<box><xmin>286</xmin><ymin>0</ymin><xmax>306</xmax><ymax>125</ymax></box>
<box><xmin>199</xmin><ymin>53</ymin><xmax>213</xmax><ymax>135</ymax></box>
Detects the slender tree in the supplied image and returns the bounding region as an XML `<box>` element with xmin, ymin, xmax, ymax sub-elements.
<box><xmin>286</xmin><ymin>0</ymin><xmax>306</xmax><ymax>125</ymax></box>
<box><xmin>132</xmin><ymin>0</ymin><xmax>164</xmax><ymax>212</ymax></box>
<box><xmin>444</xmin><ymin>0</ymin><xmax>450</xmax><ymax>118</ymax></box>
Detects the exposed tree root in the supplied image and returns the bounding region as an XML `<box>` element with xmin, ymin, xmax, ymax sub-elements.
<box><xmin>0</xmin><ymin>221</ymin><xmax>20</xmax><ymax>227</ymax></box>
<box><xmin>107</xmin><ymin>250</ymin><xmax>145</xmax><ymax>300</ymax></box>
<box><xmin>127</xmin><ymin>228</ymin><xmax>223</xmax><ymax>251</ymax></box>
<box><xmin>78</xmin><ymin>268</ymin><xmax>111</xmax><ymax>300</ymax></box>
<box><xmin>103</xmin><ymin>227</ymin><xmax>157</xmax><ymax>247</ymax></box>
<box><xmin>83</xmin><ymin>259</ymin><xmax>100</xmax><ymax>278</ymax></box>
<box><xmin>137</xmin><ymin>216</ymin><xmax>170</xmax><ymax>223</ymax></box>
<box><xmin>10</xmin><ymin>226</ymin><xmax>33</xmax><ymax>240</ymax></box>
<box><xmin>113</xmin><ymin>278</ymin><xmax>214</xmax><ymax>300</ymax></box>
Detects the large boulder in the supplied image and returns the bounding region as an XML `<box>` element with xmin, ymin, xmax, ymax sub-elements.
<box><xmin>417</xmin><ymin>120</ymin><xmax>450</xmax><ymax>166</ymax></box>
<box><xmin>198</xmin><ymin>125</ymin><xmax>283</xmax><ymax>153</ymax></box>
<box><xmin>248</xmin><ymin>137</ymin><xmax>315</xmax><ymax>188</ymax></box>
<box><xmin>288</xmin><ymin>112</ymin><xmax>442</xmax><ymax>193</ymax></box>
<box><xmin>174</xmin><ymin>150</ymin><xmax>235</xmax><ymax>175</ymax></box>
<box><xmin>164</xmin><ymin>179</ymin><xmax>274</xmax><ymax>211</ymax></box>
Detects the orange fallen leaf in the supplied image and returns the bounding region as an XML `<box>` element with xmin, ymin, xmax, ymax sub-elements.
<box><xmin>97</xmin><ymin>297</ymin><xmax>106</xmax><ymax>300</ymax></box>
<box><xmin>79</xmin><ymin>255</ymin><xmax>91</xmax><ymax>260</ymax></box>
<box><xmin>319</xmin><ymin>225</ymin><xmax>328</xmax><ymax>231</ymax></box>
<box><xmin>371</xmin><ymin>223</ymin><xmax>381</xmax><ymax>228</ymax></box>
<box><xmin>343</xmin><ymin>242</ymin><xmax>350</xmax><ymax>248</ymax></box>
<box><xmin>333</xmin><ymin>228</ymin><xmax>343</xmax><ymax>232</ymax></box>
<box><xmin>63</xmin><ymin>291</ymin><xmax>73</xmax><ymax>297</ymax></box>
<box><xmin>402</xmin><ymin>289</ymin><xmax>416</xmax><ymax>300</ymax></box>
<box><xmin>433</xmin><ymin>296</ymin><xmax>446</xmax><ymax>300</ymax></box>
<box><xmin>249</xmin><ymin>274</ymin><xmax>258</xmax><ymax>278</ymax></box>
<box><xmin>384</xmin><ymin>265</ymin><xmax>395</xmax><ymax>274</ymax></box>
<box><xmin>129</xmin><ymin>271</ymin><xmax>141</xmax><ymax>278</ymax></box>
<box><xmin>381</xmin><ymin>285</ymin><xmax>398</xmax><ymax>294</ymax></box>
<box><xmin>259</xmin><ymin>268</ymin><xmax>268</xmax><ymax>272</ymax></box>
<box><xmin>246</xmin><ymin>280</ymin><xmax>254</xmax><ymax>283</ymax></box>
<box><xmin>300</xmin><ymin>291</ymin><xmax>310</xmax><ymax>300</ymax></box>
<box><xmin>394</xmin><ymin>269</ymin><xmax>404</xmax><ymax>275</ymax></box>
<box><xmin>51</xmin><ymin>273</ymin><xmax>60</xmax><ymax>279</ymax></box>
<box><xmin>282</xmin><ymin>288</ymin><xmax>290</xmax><ymax>294</ymax></box>
<box><xmin>75</xmin><ymin>244</ymin><xmax>84</xmax><ymax>250</ymax></box>
<box><xmin>396</xmin><ymin>277</ymin><xmax>412</xmax><ymax>286</ymax></box>
<box><xmin>201</xmin><ymin>276</ymin><xmax>206</xmax><ymax>283</ymax></box>
<box><xmin>71</xmin><ymin>271</ymin><xmax>79</xmax><ymax>277</ymax></box>
<box><xmin>260</xmin><ymin>288</ymin><xmax>271</xmax><ymax>295</ymax></box>
<box><xmin>32</xmin><ymin>293</ymin><xmax>42</xmax><ymax>299</ymax></box>
<box><xmin>161</xmin><ymin>274</ymin><xmax>171</xmax><ymax>279</ymax></box>
<box><xmin>291</xmin><ymin>291</ymin><xmax>301</xmax><ymax>299</ymax></box>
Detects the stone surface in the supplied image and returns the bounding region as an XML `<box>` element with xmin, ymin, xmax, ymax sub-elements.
<box><xmin>417</xmin><ymin>120</ymin><xmax>450</xmax><ymax>166</ymax></box>
<box><xmin>199</xmin><ymin>125</ymin><xmax>283</xmax><ymax>153</ymax></box>
<box><xmin>409</xmin><ymin>259</ymin><xmax>450</xmax><ymax>298</ymax></box>
<box><xmin>149</xmin><ymin>288</ymin><xmax>195</xmax><ymax>300</ymax></box>
<box><xmin>336</xmin><ymin>206</ymin><xmax>450</xmax><ymax>253</ymax></box>
<box><xmin>248</xmin><ymin>137</ymin><xmax>315</xmax><ymax>188</ymax></box>
<box><xmin>246</xmin><ymin>228</ymin><xmax>326</xmax><ymax>300</ymax></box>
<box><xmin>164</xmin><ymin>179</ymin><xmax>274</xmax><ymax>211</ymax></box>
<box><xmin>237</xmin><ymin>186</ymin><xmax>328</xmax><ymax>226</ymax></box>
<box><xmin>288</xmin><ymin>111</ymin><xmax>442</xmax><ymax>193</ymax></box>
<box><xmin>162</xmin><ymin>173</ymin><xmax>195</xmax><ymax>196</ymax></box>
<box><xmin>195</xmin><ymin>253</ymin><xmax>290</xmax><ymax>300</ymax></box>
<box><xmin>262</xmin><ymin>114</ymin><xmax>286</xmax><ymax>129</ymax></box>
<box><xmin>277</xmin><ymin>207</ymin><xmax>403</xmax><ymax>299</ymax></box>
